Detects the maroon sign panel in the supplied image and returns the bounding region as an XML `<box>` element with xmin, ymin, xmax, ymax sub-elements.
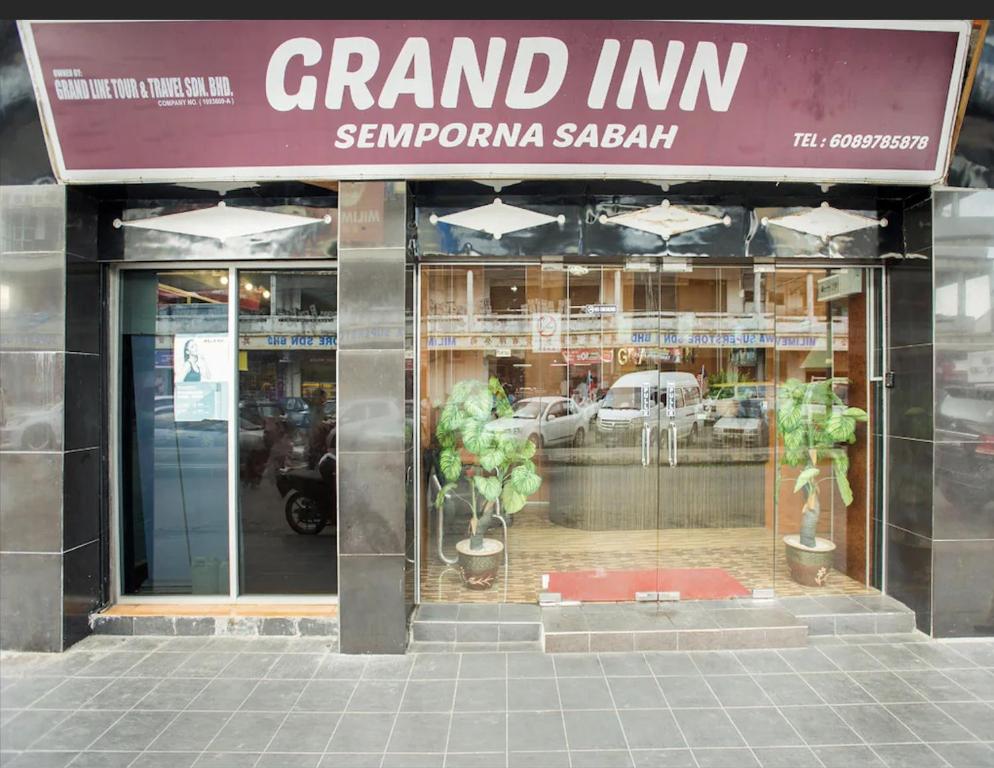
<box><xmin>19</xmin><ymin>20</ymin><xmax>969</xmax><ymax>184</ymax></box>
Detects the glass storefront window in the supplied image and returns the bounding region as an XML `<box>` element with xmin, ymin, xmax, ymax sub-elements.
<box><xmin>120</xmin><ymin>269</ymin><xmax>231</xmax><ymax>596</ymax></box>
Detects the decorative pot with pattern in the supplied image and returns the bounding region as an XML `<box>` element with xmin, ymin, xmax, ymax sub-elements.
<box><xmin>456</xmin><ymin>538</ymin><xmax>503</xmax><ymax>590</ymax></box>
<box><xmin>783</xmin><ymin>534</ymin><xmax>836</xmax><ymax>587</ymax></box>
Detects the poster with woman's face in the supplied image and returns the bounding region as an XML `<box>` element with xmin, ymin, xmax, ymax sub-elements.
<box><xmin>173</xmin><ymin>334</ymin><xmax>230</xmax><ymax>420</ymax></box>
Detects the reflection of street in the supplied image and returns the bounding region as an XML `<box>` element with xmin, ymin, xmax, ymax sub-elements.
<box><xmin>239</xmin><ymin>453</ymin><xmax>337</xmax><ymax>595</ymax></box>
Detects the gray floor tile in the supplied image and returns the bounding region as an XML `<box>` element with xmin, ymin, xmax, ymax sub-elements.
<box><xmin>362</xmin><ymin>656</ymin><xmax>414</xmax><ymax>681</ymax></box>
<box><xmin>399</xmin><ymin>680</ymin><xmax>455</xmax><ymax>712</ymax></box>
<box><xmin>563</xmin><ymin>709</ymin><xmax>628</xmax><ymax>750</ymax></box>
<box><xmin>2</xmin><ymin>752</ymin><xmax>78</xmax><ymax>768</ymax></box>
<box><xmin>456</xmin><ymin>654</ymin><xmax>505</xmax><ymax>680</ymax></box>
<box><xmin>0</xmin><ymin>677</ymin><xmax>65</xmax><ymax>709</ymax></box>
<box><xmin>692</xmin><ymin>747</ymin><xmax>760</xmax><ymax>767</ymax></box>
<box><xmin>644</xmin><ymin>652</ymin><xmax>696</xmax><ymax>677</ymax></box>
<box><xmin>267</xmin><ymin>655</ymin><xmax>322</xmax><ymax>680</ymax></box>
<box><xmin>725</xmin><ymin>707</ymin><xmax>804</xmax><ymax>748</ymax></box>
<box><xmin>630</xmin><ymin>749</ymin><xmax>696</xmax><ymax>767</ymax></box>
<box><xmin>657</xmin><ymin>676</ymin><xmax>719</xmax><ymax>708</ymax></box>
<box><xmin>671</xmin><ymin>709</ymin><xmax>745</xmax><ymax>748</ymax></box>
<box><xmin>294</xmin><ymin>680</ymin><xmax>356</xmax><ymax>712</ymax></box>
<box><xmin>326</xmin><ymin>712</ymin><xmax>396</xmax><ymax>753</ymax></box>
<box><xmin>600</xmin><ymin>654</ymin><xmax>652</xmax><ymax>677</ymax></box>
<box><xmin>508</xmin><ymin>677</ymin><xmax>560</xmax><ymax>711</ymax></box>
<box><xmin>750</xmin><ymin>673</ymin><xmax>821</xmax><ymax>705</ymax></box>
<box><xmin>835</xmin><ymin>703</ymin><xmax>919</xmax><ymax>744</ymax></box>
<box><xmin>750</xmin><ymin>745</ymin><xmax>821</xmax><ymax>767</ymax></box>
<box><xmin>928</xmin><ymin>741</ymin><xmax>994</xmax><ymax>767</ymax></box>
<box><xmin>381</xmin><ymin>753</ymin><xmax>445</xmax><ymax>768</ymax></box>
<box><xmin>945</xmin><ymin>642</ymin><xmax>994</xmax><ymax>667</ymax></box>
<box><xmin>130</xmin><ymin>751</ymin><xmax>201</xmax><ymax>768</ymax></box>
<box><xmin>804</xmin><ymin>672</ymin><xmax>876</xmax><ymax>704</ymax></box>
<box><xmin>508</xmin><ymin>751</ymin><xmax>570</xmax><ymax>768</ymax></box>
<box><xmin>239</xmin><ymin>679</ymin><xmax>307</xmax><ymax>711</ymax></box>
<box><xmin>317</xmin><ymin>754</ymin><xmax>381</xmax><ymax>768</ymax></box>
<box><xmin>690</xmin><ymin>652</ymin><xmax>747</xmax><ymax>676</ymax></box>
<box><xmin>89</xmin><ymin>710</ymin><xmax>176</xmax><ymax>751</ymax></box>
<box><xmin>446</xmin><ymin>711</ymin><xmax>506</xmax><ymax>753</ymax></box>
<box><xmin>67</xmin><ymin>752</ymin><xmax>140</xmax><ymax>767</ymax></box>
<box><xmin>618</xmin><ymin>709</ymin><xmax>685</xmax><ymax>749</ymax></box>
<box><xmin>778</xmin><ymin>647</ymin><xmax>840</xmax><ymax>673</ymax></box>
<box><xmin>206</xmin><ymin>711</ymin><xmax>285</xmax><ymax>752</ymax></box>
<box><xmin>32</xmin><ymin>710</ymin><xmax>126</xmax><ymax>750</ymax></box>
<box><xmin>136</xmin><ymin>677</ymin><xmax>209</xmax><ymax>710</ymax></box>
<box><xmin>218</xmin><ymin>654</ymin><xmax>280</xmax><ymax>679</ymax></box>
<box><xmin>30</xmin><ymin>678</ymin><xmax>110</xmax><ymax>709</ymax></box>
<box><xmin>507</xmin><ymin>652</ymin><xmax>555</xmax><ymax>678</ymax></box>
<box><xmin>255</xmin><ymin>754</ymin><xmax>320</xmax><ymax>768</ymax></box>
<box><xmin>174</xmin><ymin>653</ymin><xmax>237</xmax><ymax>678</ymax></box>
<box><xmin>813</xmin><ymin>745</ymin><xmax>887</xmax><ymax>767</ymax></box>
<box><xmin>188</xmin><ymin>678</ymin><xmax>258</xmax><ymax>710</ymax></box>
<box><xmin>705</xmin><ymin>675</ymin><xmax>773</xmax><ymax>707</ymax></box>
<box><xmin>148</xmin><ymin>710</ymin><xmax>230</xmax><ymax>752</ymax></box>
<box><xmin>784</xmin><ymin>705</ymin><xmax>861</xmax><ymax>746</ymax></box>
<box><xmin>937</xmin><ymin>702</ymin><xmax>994</xmax><ymax>740</ymax></box>
<box><xmin>733</xmin><ymin>651</ymin><xmax>792</xmax><ymax>674</ymax></box>
<box><xmin>454</xmin><ymin>678</ymin><xmax>506</xmax><ymax>711</ymax></box>
<box><xmin>80</xmin><ymin>677</ymin><xmax>159</xmax><ymax>710</ymax></box>
<box><xmin>193</xmin><ymin>752</ymin><xmax>262</xmax><ymax>767</ymax></box>
<box><xmin>608</xmin><ymin>676</ymin><xmax>667</xmax><ymax>709</ymax></box>
<box><xmin>346</xmin><ymin>680</ymin><xmax>406</xmax><ymax>713</ymax></box>
<box><xmin>553</xmin><ymin>654</ymin><xmax>602</xmax><ymax>677</ymax></box>
<box><xmin>267</xmin><ymin>712</ymin><xmax>340</xmax><ymax>753</ymax></box>
<box><xmin>864</xmin><ymin>645</ymin><xmax>933</xmax><ymax>671</ymax></box>
<box><xmin>409</xmin><ymin>655</ymin><xmax>459</xmax><ymax>680</ymax></box>
<box><xmin>74</xmin><ymin>653</ymin><xmax>147</xmax><ymax>677</ymax></box>
<box><xmin>0</xmin><ymin>711</ymin><xmax>73</xmax><ymax>750</ymax></box>
<box><xmin>819</xmin><ymin>645</ymin><xmax>887</xmax><ymax>671</ymax></box>
<box><xmin>898</xmin><ymin>670</ymin><xmax>977</xmax><ymax>701</ymax></box>
<box><xmin>385</xmin><ymin>712</ymin><xmax>449</xmax><ymax>753</ymax></box>
<box><xmin>444</xmin><ymin>752</ymin><xmax>505</xmax><ymax>768</ymax></box>
<box><xmin>124</xmin><ymin>653</ymin><xmax>193</xmax><ymax>678</ymax></box>
<box><xmin>557</xmin><ymin>676</ymin><xmax>614</xmax><ymax>710</ymax></box>
<box><xmin>849</xmin><ymin>671</ymin><xmax>928</xmax><ymax>703</ymax></box>
<box><xmin>941</xmin><ymin>669</ymin><xmax>994</xmax><ymax>701</ymax></box>
<box><xmin>906</xmin><ymin>643</ymin><xmax>977</xmax><ymax>669</ymax></box>
<box><xmin>571</xmin><ymin>749</ymin><xmax>634</xmax><ymax>767</ymax></box>
<box><xmin>506</xmin><ymin>710</ymin><xmax>567</xmax><ymax>751</ymax></box>
<box><xmin>872</xmin><ymin>743</ymin><xmax>946</xmax><ymax>767</ymax></box>
<box><xmin>885</xmin><ymin>703</ymin><xmax>977</xmax><ymax>743</ymax></box>
<box><xmin>313</xmin><ymin>655</ymin><xmax>367</xmax><ymax>680</ymax></box>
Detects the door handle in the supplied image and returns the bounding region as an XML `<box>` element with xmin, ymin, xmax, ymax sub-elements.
<box><xmin>668</xmin><ymin>423</ymin><xmax>678</xmax><ymax>467</ymax></box>
<box><xmin>641</xmin><ymin>425</ymin><xmax>650</xmax><ymax>467</ymax></box>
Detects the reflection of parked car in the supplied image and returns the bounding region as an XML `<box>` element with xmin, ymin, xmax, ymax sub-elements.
<box><xmin>280</xmin><ymin>397</ymin><xmax>310</xmax><ymax>427</ymax></box>
<box><xmin>240</xmin><ymin>400</ymin><xmax>285</xmax><ymax>428</ymax></box>
<box><xmin>593</xmin><ymin>370</ymin><xmax>701</xmax><ymax>446</ymax></box>
<box><xmin>703</xmin><ymin>381</ymin><xmax>771</xmax><ymax>424</ymax></box>
<box><xmin>485</xmin><ymin>396</ymin><xmax>590</xmax><ymax>448</ymax></box>
<box><xmin>0</xmin><ymin>403</ymin><xmax>62</xmax><ymax>450</ymax></box>
<box><xmin>935</xmin><ymin>385</ymin><xmax>994</xmax><ymax>509</ymax></box>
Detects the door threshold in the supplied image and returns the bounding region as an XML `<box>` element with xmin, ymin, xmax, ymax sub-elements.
<box><xmin>101</xmin><ymin>603</ymin><xmax>338</xmax><ymax>618</ymax></box>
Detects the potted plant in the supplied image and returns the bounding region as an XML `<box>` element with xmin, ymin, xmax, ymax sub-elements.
<box><xmin>776</xmin><ymin>378</ymin><xmax>868</xmax><ymax>587</ymax></box>
<box><xmin>434</xmin><ymin>377</ymin><xmax>543</xmax><ymax>589</ymax></box>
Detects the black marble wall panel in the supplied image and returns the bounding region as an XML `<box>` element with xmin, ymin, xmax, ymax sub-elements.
<box><xmin>885</xmin><ymin>525</ymin><xmax>932</xmax><ymax>634</ymax></box>
<box><xmin>337</xmin><ymin>181</ymin><xmax>409</xmax><ymax>654</ymax></box>
<box><xmin>932</xmin><ymin>539</ymin><xmax>994</xmax><ymax>637</ymax></box>
<box><xmin>886</xmin><ymin>436</ymin><xmax>934</xmax><ymax>539</ymax></box>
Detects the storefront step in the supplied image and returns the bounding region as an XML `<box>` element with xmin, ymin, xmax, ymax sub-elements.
<box><xmin>778</xmin><ymin>594</ymin><xmax>917</xmax><ymax>635</ymax></box>
<box><xmin>411</xmin><ymin>603</ymin><xmax>543</xmax><ymax>647</ymax></box>
<box><xmin>89</xmin><ymin>604</ymin><xmax>340</xmax><ymax>641</ymax></box>
<box><xmin>541</xmin><ymin>602</ymin><xmax>808</xmax><ymax>653</ymax></box>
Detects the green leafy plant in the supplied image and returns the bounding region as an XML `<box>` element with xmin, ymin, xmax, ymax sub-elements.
<box><xmin>707</xmin><ymin>370</ymin><xmax>752</xmax><ymax>400</ymax></box>
<box><xmin>434</xmin><ymin>377</ymin><xmax>543</xmax><ymax>550</ymax></box>
<box><xmin>776</xmin><ymin>378</ymin><xmax>868</xmax><ymax>548</ymax></box>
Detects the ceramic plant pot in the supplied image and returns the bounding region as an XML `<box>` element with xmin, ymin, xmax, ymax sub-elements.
<box><xmin>456</xmin><ymin>538</ymin><xmax>503</xmax><ymax>590</ymax></box>
<box><xmin>783</xmin><ymin>534</ymin><xmax>836</xmax><ymax>587</ymax></box>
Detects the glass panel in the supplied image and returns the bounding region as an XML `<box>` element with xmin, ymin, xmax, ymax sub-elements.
<box><xmin>237</xmin><ymin>269</ymin><xmax>338</xmax><ymax>595</ymax></box>
<box><xmin>119</xmin><ymin>269</ymin><xmax>230</xmax><ymax>596</ymax></box>
<box><xmin>660</xmin><ymin>266</ymin><xmax>774</xmax><ymax>599</ymax></box>
<box><xmin>773</xmin><ymin>268</ymin><xmax>875</xmax><ymax>595</ymax></box>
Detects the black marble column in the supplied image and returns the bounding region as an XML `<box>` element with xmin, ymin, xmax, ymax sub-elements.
<box><xmin>336</xmin><ymin>181</ymin><xmax>410</xmax><ymax>653</ymax></box>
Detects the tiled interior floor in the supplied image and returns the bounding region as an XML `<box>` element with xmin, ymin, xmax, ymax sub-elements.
<box><xmin>2</xmin><ymin>633</ymin><xmax>993</xmax><ymax>768</ymax></box>
<box><xmin>422</xmin><ymin>505</ymin><xmax>874</xmax><ymax>604</ymax></box>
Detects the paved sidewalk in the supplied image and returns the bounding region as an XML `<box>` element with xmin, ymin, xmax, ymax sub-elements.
<box><xmin>1</xmin><ymin>632</ymin><xmax>993</xmax><ymax>768</ymax></box>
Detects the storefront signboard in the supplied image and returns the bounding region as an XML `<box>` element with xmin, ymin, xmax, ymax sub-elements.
<box><xmin>18</xmin><ymin>20</ymin><xmax>969</xmax><ymax>184</ymax></box>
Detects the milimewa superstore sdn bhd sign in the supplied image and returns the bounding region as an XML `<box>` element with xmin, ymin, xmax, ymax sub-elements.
<box><xmin>18</xmin><ymin>20</ymin><xmax>970</xmax><ymax>184</ymax></box>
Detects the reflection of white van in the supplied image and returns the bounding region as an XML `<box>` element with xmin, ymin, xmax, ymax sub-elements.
<box><xmin>593</xmin><ymin>370</ymin><xmax>702</xmax><ymax>445</ymax></box>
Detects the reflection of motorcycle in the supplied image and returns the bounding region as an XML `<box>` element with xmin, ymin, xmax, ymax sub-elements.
<box><xmin>276</xmin><ymin>452</ymin><xmax>336</xmax><ymax>535</ymax></box>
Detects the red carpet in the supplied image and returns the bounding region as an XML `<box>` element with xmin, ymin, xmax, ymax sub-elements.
<box><xmin>545</xmin><ymin>567</ymin><xmax>750</xmax><ymax>602</ymax></box>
